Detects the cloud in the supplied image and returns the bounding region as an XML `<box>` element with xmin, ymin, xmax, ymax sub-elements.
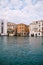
<box><xmin>0</xmin><ymin>0</ymin><xmax>43</xmax><ymax>24</ymax></box>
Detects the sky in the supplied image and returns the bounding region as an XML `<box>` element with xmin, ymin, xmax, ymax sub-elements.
<box><xmin>0</xmin><ymin>0</ymin><xmax>43</xmax><ymax>24</ymax></box>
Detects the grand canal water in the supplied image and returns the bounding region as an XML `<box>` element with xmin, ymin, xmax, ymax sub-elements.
<box><xmin>0</xmin><ymin>36</ymin><xmax>43</xmax><ymax>65</ymax></box>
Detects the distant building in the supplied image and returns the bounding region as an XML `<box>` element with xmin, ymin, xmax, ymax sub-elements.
<box><xmin>0</xmin><ymin>19</ymin><xmax>7</xmax><ymax>35</ymax></box>
<box><xmin>17</xmin><ymin>23</ymin><xmax>29</xmax><ymax>36</ymax></box>
<box><xmin>7</xmin><ymin>22</ymin><xmax>17</xmax><ymax>36</ymax></box>
<box><xmin>29</xmin><ymin>20</ymin><xmax>43</xmax><ymax>37</ymax></box>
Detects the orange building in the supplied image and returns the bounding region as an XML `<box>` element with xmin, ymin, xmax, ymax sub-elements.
<box><xmin>7</xmin><ymin>22</ymin><xmax>17</xmax><ymax>36</ymax></box>
<box><xmin>17</xmin><ymin>23</ymin><xmax>29</xmax><ymax>36</ymax></box>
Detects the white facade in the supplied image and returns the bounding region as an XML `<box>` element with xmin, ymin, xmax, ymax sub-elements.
<box><xmin>0</xmin><ymin>19</ymin><xmax>7</xmax><ymax>35</ymax></box>
<box><xmin>29</xmin><ymin>20</ymin><xmax>43</xmax><ymax>37</ymax></box>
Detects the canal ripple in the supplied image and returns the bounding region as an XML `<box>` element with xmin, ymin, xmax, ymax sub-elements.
<box><xmin>0</xmin><ymin>36</ymin><xmax>43</xmax><ymax>65</ymax></box>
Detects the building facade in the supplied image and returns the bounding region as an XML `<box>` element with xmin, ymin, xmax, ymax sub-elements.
<box><xmin>0</xmin><ymin>19</ymin><xmax>43</xmax><ymax>37</ymax></box>
<box><xmin>29</xmin><ymin>20</ymin><xmax>43</xmax><ymax>37</ymax></box>
<box><xmin>17</xmin><ymin>23</ymin><xmax>29</xmax><ymax>36</ymax></box>
<box><xmin>42</xmin><ymin>20</ymin><xmax>43</xmax><ymax>36</ymax></box>
<box><xmin>7</xmin><ymin>22</ymin><xmax>17</xmax><ymax>36</ymax></box>
<box><xmin>27</xmin><ymin>25</ymin><xmax>30</xmax><ymax>36</ymax></box>
<box><xmin>0</xmin><ymin>19</ymin><xmax>7</xmax><ymax>35</ymax></box>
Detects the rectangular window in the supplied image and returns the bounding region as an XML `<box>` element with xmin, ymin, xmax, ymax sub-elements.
<box><xmin>39</xmin><ymin>25</ymin><xmax>40</xmax><ymax>27</ymax></box>
<box><xmin>36</xmin><ymin>21</ymin><xmax>38</xmax><ymax>24</ymax></box>
<box><xmin>39</xmin><ymin>29</ymin><xmax>40</xmax><ymax>32</ymax></box>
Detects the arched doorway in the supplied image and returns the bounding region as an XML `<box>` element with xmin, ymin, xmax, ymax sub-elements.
<box><xmin>31</xmin><ymin>34</ymin><xmax>34</xmax><ymax>37</ymax></box>
<box><xmin>35</xmin><ymin>34</ymin><xmax>37</xmax><ymax>37</ymax></box>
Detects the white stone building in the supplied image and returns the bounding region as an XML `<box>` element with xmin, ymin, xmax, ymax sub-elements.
<box><xmin>29</xmin><ymin>20</ymin><xmax>43</xmax><ymax>37</ymax></box>
<box><xmin>0</xmin><ymin>19</ymin><xmax>7</xmax><ymax>35</ymax></box>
